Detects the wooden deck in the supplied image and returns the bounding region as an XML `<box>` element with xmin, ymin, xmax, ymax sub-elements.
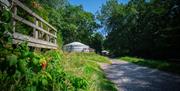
<box><xmin>9</xmin><ymin>0</ymin><xmax>58</xmax><ymax>49</ymax></box>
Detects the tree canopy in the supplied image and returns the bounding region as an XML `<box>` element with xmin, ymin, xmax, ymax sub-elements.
<box><xmin>17</xmin><ymin>0</ymin><xmax>103</xmax><ymax>51</ymax></box>
<box><xmin>98</xmin><ymin>0</ymin><xmax>180</xmax><ymax>59</ymax></box>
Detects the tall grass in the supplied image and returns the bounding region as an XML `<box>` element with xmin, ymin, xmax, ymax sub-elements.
<box><xmin>120</xmin><ymin>56</ymin><xmax>180</xmax><ymax>75</ymax></box>
<box><xmin>61</xmin><ymin>52</ymin><xmax>117</xmax><ymax>91</ymax></box>
<box><xmin>0</xmin><ymin>47</ymin><xmax>117</xmax><ymax>91</ymax></box>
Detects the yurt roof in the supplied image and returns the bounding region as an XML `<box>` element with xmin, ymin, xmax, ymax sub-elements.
<box><xmin>64</xmin><ymin>42</ymin><xmax>89</xmax><ymax>47</ymax></box>
<box><xmin>102</xmin><ymin>50</ymin><xmax>109</xmax><ymax>53</ymax></box>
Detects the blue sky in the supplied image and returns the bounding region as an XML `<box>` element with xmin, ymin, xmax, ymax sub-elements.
<box><xmin>69</xmin><ymin>0</ymin><xmax>129</xmax><ymax>36</ymax></box>
<box><xmin>69</xmin><ymin>0</ymin><xmax>129</xmax><ymax>14</ymax></box>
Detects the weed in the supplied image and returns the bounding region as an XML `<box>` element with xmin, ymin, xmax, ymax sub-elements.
<box><xmin>120</xmin><ymin>56</ymin><xmax>180</xmax><ymax>75</ymax></box>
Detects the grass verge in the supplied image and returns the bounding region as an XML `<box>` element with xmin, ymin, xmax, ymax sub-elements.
<box><xmin>119</xmin><ymin>56</ymin><xmax>180</xmax><ymax>75</ymax></box>
<box><xmin>0</xmin><ymin>48</ymin><xmax>117</xmax><ymax>91</ymax></box>
<box><xmin>62</xmin><ymin>52</ymin><xmax>117</xmax><ymax>91</ymax></box>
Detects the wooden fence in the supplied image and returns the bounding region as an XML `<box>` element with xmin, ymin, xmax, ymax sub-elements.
<box><xmin>10</xmin><ymin>0</ymin><xmax>58</xmax><ymax>49</ymax></box>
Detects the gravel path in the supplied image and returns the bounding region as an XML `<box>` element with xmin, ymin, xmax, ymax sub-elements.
<box><xmin>100</xmin><ymin>59</ymin><xmax>180</xmax><ymax>91</ymax></box>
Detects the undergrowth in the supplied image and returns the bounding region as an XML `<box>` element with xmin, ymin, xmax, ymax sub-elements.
<box><xmin>62</xmin><ymin>52</ymin><xmax>117</xmax><ymax>91</ymax></box>
<box><xmin>0</xmin><ymin>3</ymin><xmax>117</xmax><ymax>91</ymax></box>
<box><xmin>0</xmin><ymin>46</ymin><xmax>117</xmax><ymax>91</ymax></box>
<box><xmin>120</xmin><ymin>56</ymin><xmax>180</xmax><ymax>75</ymax></box>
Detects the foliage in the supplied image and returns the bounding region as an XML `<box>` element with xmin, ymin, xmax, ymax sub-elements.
<box><xmin>1</xmin><ymin>0</ymin><xmax>103</xmax><ymax>50</ymax></box>
<box><xmin>0</xmin><ymin>2</ymin><xmax>116</xmax><ymax>90</ymax></box>
<box><xmin>37</xmin><ymin>0</ymin><xmax>69</xmax><ymax>9</ymax></box>
<box><xmin>62</xmin><ymin>52</ymin><xmax>117</xmax><ymax>91</ymax></box>
<box><xmin>34</xmin><ymin>0</ymin><xmax>103</xmax><ymax>49</ymax></box>
<box><xmin>90</xmin><ymin>33</ymin><xmax>104</xmax><ymax>53</ymax></box>
<box><xmin>0</xmin><ymin>8</ymin><xmax>12</xmax><ymax>33</ymax></box>
<box><xmin>0</xmin><ymin>30</ymin><xmax>115</xmax><ymax>90</ymax></box>
<box><xmin>0</xmin><ymin>47</ymin><xmax>117</xmax><ymax>91</ymax></box>
<box><xmin>57</xmin><ymin>5</ymin><xmax>100</xmax><ymax>45</ymax></box>
<box><xmin>120</xmin><ymin>56</ymin><xmax>180</xmax><ymax>75</ymax></box>
<box><xmin>13</xmin><ymin>0</ymin><xmax>104</xmax><ymax>50</ymax></box>
<box><xmin>0</xmin><ymin>44</ymin><xmax>86</xmax><ymax>91</ymax></box>
<box><xmin>98</xmin><ymin>0</ymin><xmax>180</xmax><ymax>59</ymax></box>
<box><xmin>76</xmin><ymin>52</ymin><xmax>110</xmax><ymax>63</ymax></box>
<box><xmin>29</xmin><ymin>0</ymin><xmax>101</xmax><ymax>48</ymax></box>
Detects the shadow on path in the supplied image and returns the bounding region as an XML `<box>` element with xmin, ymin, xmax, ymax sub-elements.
<box><xmin>101</xmin><ymin>59</ymin><xmax>180</xmax><ymax>91</ymax></box>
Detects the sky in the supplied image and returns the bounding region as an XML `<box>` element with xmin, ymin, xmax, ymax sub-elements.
<box><xmin>69</xmin><ymin>0</ymin><xmax>129</xmax><ymax>36</ymax></box>
<box><xmin>69</xmin><ymin>0</ymin><xmax>129</xmax><ymax>14</ymax></box>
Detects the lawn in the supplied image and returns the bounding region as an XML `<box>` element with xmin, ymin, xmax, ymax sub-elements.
<box><xmin>119</xmin><ymin>56</ymin><xmax>180</xmax><ymax>75</ymax></box>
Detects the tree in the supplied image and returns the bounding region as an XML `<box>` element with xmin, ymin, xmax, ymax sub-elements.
<box><xmin>98</xmin><ymin>0</ymin><xmax>180</xmax><ymax>59</ymax></box>
<box><xmin>59</xmin><ymin>5</ymin><xmax>100</xmax><ymax>45</ymax></box>
<box><xmin>90</xmin><ymin>33</ymin><xmax>104</xmax><ymax>53</ymax></box>
<box><xmin>37</xmin><ymin>0</ymin><xmax>69</xmax><ymax>9</ymax></box>
<box><xmin>36</xmin><ymin>1</ymin><xmax>100</xmax><ymax>48</ymax></box>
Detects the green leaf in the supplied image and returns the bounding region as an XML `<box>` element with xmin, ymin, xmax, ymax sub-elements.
<box><xmin>44</xmin><ymin>72</ymin><xmax>52</xmax><ymax>80</ymax></box>
<box><xmin>42</xmin><ymin>79</ymin><xmax>48</xmax><ymax>86</ymax></box>
<box><xmin>6</xmin><ymin>54</ymin><xmax>18</xmax><ymax>66</ymax></box>
<box><xmin>152</xmin><ymin>7</ymin><xmax>166</xmax><ymax>14</ymax></box>
<box><xmin>32</xmin><ymin>58</ymin><xmax>39</xmax><ymax>65</ymax></box>
<box><xmin>18</xmin><ymin>59</ymin><xmax>27</xmax><ymax>73</ymax></box>
<box><xmin>26</xmin><ymin>86</ymin><xmax>37</xmax><ymax>91</ymax></box>
<box><xmin>1</xmin><ymin>10</ymin><xmax>12</xmax><ymax>22</ymax></box>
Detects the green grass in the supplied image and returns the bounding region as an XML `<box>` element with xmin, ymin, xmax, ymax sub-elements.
<box><xmin>119</xmin><ymin>56</ymin><xmax>180</xmax><ymax>75</ymax></box>
<box><xmin>62</xmin><ymin>52</ymin><xmax>117</xmax><ymax>91</ymax></box>
<box><xmin>0</xmin><ymin>48</ymin><xmax>117</xmax><ymax>91</ymax></box>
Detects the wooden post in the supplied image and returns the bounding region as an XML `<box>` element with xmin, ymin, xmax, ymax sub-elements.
<box><xmin>39</xmin><ymin>22</ymin><xmax>43</xmax><ymax>39</ymax></box>
<box><xmin>54</xmin><ymin>31</ymin><xmax>57</xmax><ymax>44</ymax></box>
<box><xmin>40</xmin><ymin>22</ymin><xmax>43</xmax><ymax>28</ymax></box>
<box><xmin>33</xmin><ymin>17</ymin><xmax>38</xmax><ymax>39</ymax></box>
<box><xmin>46</xmin><ymin>28</ymin><xmax>50</xmax><ymax>42</ymax></box>
<box><xmin>12</xmin><ymin>5</ymin><xmax>17</xmax><ymax>33</ymax></box>
<box><xmin>49</xmin><ymin>36</ymin><xmax>51</xmax><ymax>43</ymax></box>
<box><xmin>11</xmin><ymin>0</ymin><xmax>58</xmax><ymax>49</ymax></box>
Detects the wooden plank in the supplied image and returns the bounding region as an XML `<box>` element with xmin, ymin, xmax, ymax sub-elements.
<box><xmin>0</xmin><ymin>0</ymin><xmax>10</xmax><ymax>7</ymax></box>
<box><xmin>54</xmin><ymin>32</ymin><xmax>57</xmax><ymax>44</ymax></box>
<box><xmin>13</xmin><ymin>39</ymin><xmax>57</xmax><ymax>49</ymax></box>
<box><xmin>13</xmin><ymin>0</ymin><xmax>57</xmax><ymax>32</ymax></box>
<box><xmin>13</xmin><ymin>32</ymin><xmax>58</xmax><ymax>48</ymax></box>
<box><xmin>39</xmin><ymin>22</ymin><xmax>45</xmax><ymax>39</ymax></box>
<box><xmin>46</xmin><ymin>28</ymin><xmax>50</xmax><ymax>41</ymax></box>
<box><xmin>12</xmin><ymin>5</ymin><xmax>17</xmax><ymax>32</ymax></box>
<box><xmin>12</xmin><ymin>14</ymin><xmax>57</xmax><ymax>38</ymax></box>
<box><xmin>33</xmin><ymin>17</ymin><xmax>38</xmax><ymax>38</ymax></box>
<box><xmin>40</xmin><ymin>22</ymin><xmax>43</xmax><ymax>28</ymax></box>
<box><xmin>10</xmin><ymin>0</ymin><xmax>58</xmax><ymax>49</ymax></box>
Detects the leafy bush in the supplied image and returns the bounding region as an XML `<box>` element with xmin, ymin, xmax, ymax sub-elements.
<box><xmin>0</xmin><ymin>1</ymin><xmax>117</xmax><ymax>91</ymax></box>
<box><xmin>0</xmin><ymin>45</ymin><xmax>88</xmax><ymax>91</ymax></box>
<box><xmin>0</xmin><ymin>43</ymin><xmax>116</xmax><ymax>91</ymax></box>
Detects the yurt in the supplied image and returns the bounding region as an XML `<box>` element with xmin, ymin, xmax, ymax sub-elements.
<box><xmin>63</xmin><ymin>42</ymin><xmax>90</xmax><ymax>52</ymax></box>
<box><xmin>101</xmin><ymin>50</ymin><xmax>109</xmax><ymax>56</ymax></box>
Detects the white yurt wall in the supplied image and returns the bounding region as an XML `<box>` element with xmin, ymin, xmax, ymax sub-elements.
<box><xmin>63</xmin><ymin>42</ymin><xmax>90</xmax><ymax>52</ymax></box>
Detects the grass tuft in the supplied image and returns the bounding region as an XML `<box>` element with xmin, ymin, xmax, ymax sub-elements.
<box><xmin>120</xmin><ymin>56</ymin><xmax>180</xmax><ymax>75</ymax></box>
<box><xmin>62</xmin><ymin>52</ymin><xmax>117</xmax><ymax>91</ymax></box>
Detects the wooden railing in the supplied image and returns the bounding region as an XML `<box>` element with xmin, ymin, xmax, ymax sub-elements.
<box><xmin>11</xmin><ymin>0</ymin><xmax>58</xmax><ymax>49</ymax></box>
